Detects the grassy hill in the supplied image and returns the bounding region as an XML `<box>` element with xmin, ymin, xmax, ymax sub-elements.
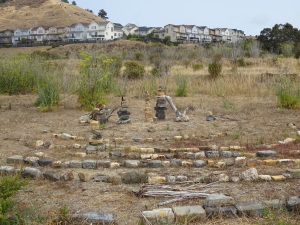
<box><xmin>0</xmin><ymin>0</ymin><xmax>105</xmax><ymax>30</ymax></box>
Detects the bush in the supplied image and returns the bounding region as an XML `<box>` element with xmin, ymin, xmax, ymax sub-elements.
<box><xmin>237</xmin><ymin>58</ymin><xmax>246</xmax><ymax>67</ymax></box>
<box><xmin>123</xmin><ymin>61</ymin><xmax>145</xmax><ymax>79</ymax></box>
<box><xmin>175</xmin><ymin>74</ymin><xmax>189</xmax><ymax>97</ymax></box>
<box><xmin>208</xmin><ymin>62</ymin><xmax>222</xmax><ymax>78</ymax></box>
<box><xmin>134</xmin><ymin>52</ymin><xmax>144</xmax><ymax>61</ymax></box>
<box><xmin>192</xmin><ymin>64</ymin><xmax>203</xmax><ymax>71</ymax></box>
<box><xmin>276</xmin><ymin>76</ymin><xmax>300</xmax><ymax>109</ymax></box>
<box><xmin>111</xmin><ymin>55</ymin><xmax>123</xmax><ymax>77</ymax></box>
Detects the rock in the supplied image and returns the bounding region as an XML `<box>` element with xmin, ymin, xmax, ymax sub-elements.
<box><xmin>36</xmin><ymin>140</ymin><xmax>44</xmax><ymax>147</ymax></box>
<box><xmin>21</xmin><ymin>167</ymin><xmax>41</xmax><ymax>178</ymax></box>
<box><xmin>34</xmin><ymin>152</ymin><xmax>45</xmax><ymax>157</ymax></box>
<box><xmin>263</xmin><ymin>199</ymin><xmax>286</xmax><ymax>209</ymax></box>
<box><xmin>235</xmin><ymin>201</ymin><xmax>266</xmax><ymax>217</ymax></box>
<box><xmin>148</xmin><ymin>176</ymin><xmax>166</xmax><ymax>183</ymax></box>
<box><xmin>231</xmin><ymin>176</ymin><xmax>240</xmax><ymax>182</ymax></box>
<box><xmin>82</xmin><ymin>160</ymin><xmax>97</xmax><ymax>169</ymax></box>
<box><xmin>165</xmin><ymin>154</ymin><xmax>173</xmax><ymax>159</ymax></box>
<box><xmin>258</xmin><ymin>175</ymin><xmax>272</xmax><ymax>181</ymax></box>
<box><xmin>7</xmin><ymin>155</ymin><xmax>24</xmax><ymax>164</ymax></box>
<box><xmin>78</xmin><ymin>172</ymin><xmax>94</xmax><ymax>182</ymax></box>
<box><xmin>186</xmin><ymin>152</ymin><xmax>195</xmax><ymax>159</ymax></box>
<box><xmin>170</xmin><ymin>159</ymin><xmax>182</xmax><ymax>167</ymax></box>
<box><xmin>263</xmin><ymin>159</ymin><xmax>278</xmax><ymax>166</ymax></box>
<box><xmin>224</xmin><ymin>158</ymin><xmax>235</xmax><ymax>166</ymax></box>
<box><xmin>271</xmin><ymin>175</ymin><xmax>286</xmax><ymax>181</ymax></box>
<box><xmin>287</xmin><ymin>196</ymin><xmax>300</xmax><ymax>212</ymax></box>
<box><xmin>232</xmin><ymin>152</ymin><xmax>242</xmax><ymax>157</ymax></box>
<box><xmin>182</xmin><ymin>161</ymin><xmax>193</xmax><ymax>167</ymax></box>
<box><xmin>24</xmin><ymin>157</ymin><xmax>39</xmax><ymax>166</ymax></box>
<box><xmin>109</xmin><ymin>152</ymin><xmax>122</xmax><ymax>159</ymax></box>
<box><xmin>132</xmin><ymin>137</ymin><xmax>142</xmax><ymax>142</ymax></box>
<box><xmin>206</xmin><ymin>115</ymin><xmax>216</xmax><ymax>121</ymax></box>
<box><xmin>283</xmin><ymin>137</ymin><xmax>295</xmax><ymax>143</ymax></box>
<box><xmin>110</xmin><ymin>162</ymin><xmax>120</xmax><ymax>168</ymax></box>
<box><xmin>256</xmin><ymin>150</ymin><xmax>277</xmax><ymax>157</ymax></box>
<box><xmin>73</xmin><ymin>212</ymin><xmax>115</xmax><ymax>224</ymax></box>
<box><xmin>204</xmin><ymin>194</ymin><xmax>235</xmax><ymax>207</ymax></box>
<box><xmin>86</xmin><ymin>145</ymin><xmax>98</xmax><ymax>154</ymax></box>
<box><xmin>73</xmin><ymin>143</ymin><xmax>81</xmax><ymax>149</ymax></box>
<box><xmin>107</xmin><ymin>176</ymin><xmax>122</xmax><ymax>185</ymax></box>
<box><xmin>79</xmin><ymin>113</ymin><xmax>90</xmax><ymax>123</ymax></box>
<box><xmin>220</xmin><ymin>151</ymin><xmax>232</xmax><ymax>158</ymax></box>
<box><xmin>162</xmin><ymin>161</ymin><xmax>170</xmax><ymax>167</ymax></box>
<box><xmin>43</xmin><ymin>141</ymin><xmax>51</xmax><ymax>148</ymax></box>
<box><xmin>235</xmin><ymin>157</ymin><xmax>247</xmax><ymax>167</ymax></box>
<box><xmin>61</xmin><ymin>170</ymin><xmax>77</xmax><ymax>181</ymax></box>
<box><xmin>94</xmin><ymin>175</ymin><xmax>109</xmax><ymax>182</ymax></box>
<box><xmin>121</xmin><ymin>171</ymin><xmax>143</xmax><ymax>184</ymax></box>
<box><xmin>205</xmin><ymin>206</ymin><xmax>237</xmax><ymax>218</ymax></box>
<box><xmin>173</xmin><ymin>205</ymin><xmax>206</xmax><ymax>222</ymax></box>
<box><xmin>74</xmin><ymin>152</ymin><xmax>87</xmax><ymax>158</ymax></box>
<box><xmin>240</xmin><ymin>168</ymin><xmax>259</xmax><ymax>181</ymax></box>
<box><xmin>176</xmin><ymin>176</ymin><xmax>188</xmax><ymax>182</ymax></box>
<box><xmin>142</xmin><ymin>208</ymin><xmax>174</xmax><ymax>224</ymax></box>
<box><xmin>147</xmin><ymin>126</ymin><xmax>156</xmax><ymax>133</ymax></box>
<box><xmin>123</xmin><ymin>160</ymin><xmax>141</xmax><ymax>168</ymax></box>
<box><xmin>193</xmin><ymin>160</ymin><xmax>206</xmax><ymax>168</ymax></box>
<box><xmin>206</xmin><ymin>151</ymin><xmax>220</xmax><ymax>158</ymax></box>
<box><xmin>287</xmin><ymin>169</ymin><xmax>300</xmax><ymax>178</ymax></box>
<box><xmin>43</xmin><ymin>171</ymin><xmax>61</xmax><ymax>181</ymax></box>
<box><xmin>217</xmin><ymin>174</ymin><xmax>230</xmax><ymax>182</ymax></box>
<box><xmin>38</xmin><ymin>158</ymin><xmax>52</xmax><ymax>167</ymax></box>
<box><xmin>96</xmin><ymin>161</ymin><xmax>111</xmax><ymax>168</ymax></box>
<box><xmin>0</xmin><ymin>166</ymin><xmax>16</xmax><ymax>174</ymax></box>
<box><xmin>61</xmin><ymin>133</ymin><xmax>72</xmax><ymax>139</ymax></box>
<box><xmin>166</xmin><ymin>176</ymin><xmax>176</xmax><ymax>183</ymax></box>
<box><xmin>195</xmin><ymin>151</ymin><xmax>206</xmax><ymax>158</ymax></box>
<box><xmin>69</xmin><ymin>160</ymin><xmax>83</xmax><ymax>168</ymax></box>
<box><xmin>140</xmin><ymin>148</ymin><xmax>155</xmax><ymax>153</ymax></box>
<box><xmin>148</xmin><ymin>160</ymin><xmax>163</xmax><ymax>168</ymax></box>
<box><xmin>174</xmin><ymin>136</ymin><xmax>183</xmax><ymax>141</ymax></box>
<box><xmin>199</xmin><ymin>146</ymin><xmax>210</xmax><ymax>151</ymax></box>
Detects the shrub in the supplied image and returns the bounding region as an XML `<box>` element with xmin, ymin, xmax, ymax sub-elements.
<box><xmin>77</xmin><ymin>52</ymin><xmax>114</xmax><ymax>109</ymax></box>
<box><xmin>208</xmin><ymin>61</ymin><xmax>222</xmax><ymax>78</ymax></box>
<box><xmin>175</xmin><ymin>74</ymin><xmax>189</xmax><ymax>97</ymax></box>
<box><xmin>276</xmin><ymin>76</ymin><xmax>300</xmax><ymax>109</ymax></box>
<box><xmin>192</xmin><ymin>64</ymin><xmax>203</xmax><ymax>71</ymax></box>
<box><xmin>237</xmin><ymin>58</ymin><xmax>246</xmax><ymax>67</ymax></box>
<box><xmin>111</xmin><ymin>55</ymin><xmax>123</xmax><ymax>77</ymax></box>
<box><xmin>134</xmin><ymin>52</ymin><xmax>144</xmax><ymax>61</ymax></box>
<box><xmin>123</xmin><ymin>61</ymin><xmax>145</xmax><ymax>79</ymax></box>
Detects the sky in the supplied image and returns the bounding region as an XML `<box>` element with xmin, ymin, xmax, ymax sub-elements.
<box><xmin>74</xmin><ymin>0</ymin><xmax>300</xmax><ymax>36</ymax></box>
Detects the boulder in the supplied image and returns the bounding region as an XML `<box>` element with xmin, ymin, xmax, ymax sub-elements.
<box><xmin>239</xmin><ymin>168</ymin><xmax>259</xmax><ymax>181</ymax></box>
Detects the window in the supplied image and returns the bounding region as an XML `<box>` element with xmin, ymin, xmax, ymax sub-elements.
<box><xmin>114</xmin><ymin>33</ymin><xmax>116</xmax><ymax>36</ymax></box>
<box><xmin>91</xmin><ymin>26</ymin><xmax>96</xmax><ymax>29</ymax></box>
<box><xmin>111</xmin><ymin>27</ymin><xmax>113</xmax><ymax>32</ymax></box>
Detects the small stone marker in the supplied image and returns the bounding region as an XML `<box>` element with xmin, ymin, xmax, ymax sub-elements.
<box><xmin>173</xmin><ymin>205</ymin><xmax>206</xmax><ymax>222</ymax></box>
<box><xmin>235</xmin><ymin>201</ymin><xmax>265</xmax><ymax>217</ymax></box>
<box><xmin>142</xmin><ymin>208</ymin><xmax>174</xmax><ymax>224</ymax></box>
<box><xmin>256</xmin><ymin>150</ymin><xmax>277</xmax><ymax>157</ymax></box>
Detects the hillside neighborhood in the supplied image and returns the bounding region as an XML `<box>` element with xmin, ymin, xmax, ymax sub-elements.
<box><xmin>0</xmin><ymin>21</ymin><xmax>246</xmax><ymax>45</ymax></box>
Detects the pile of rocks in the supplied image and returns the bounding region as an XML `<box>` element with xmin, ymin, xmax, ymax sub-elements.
<box><xmin>154</xmin><ymin>87</ymin><xmax>167</xmax><ymax>120</ymax></box>
<box><xmin>90</xmin><ymin>104</ymin><xmax>110</xmax><ymax>125</ymax></box>
<box><xmin>117</xmin><ymin>97</ymin><xmax>131</xmax><ymax>124</ymax></box>
<box><xmin>144</xmin><ymin>91</ymin><xmax>153</xmax><ymax>122</ymax></box>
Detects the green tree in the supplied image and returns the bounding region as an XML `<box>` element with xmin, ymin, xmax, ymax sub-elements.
<box><xmin>71</xmin><ymin>1</ymin><xmax>76</xmax><ymax>5</ymax></box>
<box><xmin>98</xmin><ymin>9</ymin><xmax>108</xmax><ymax>19</ymax></box>
<box><xmin>85</xmin><ymin>8</ymin><xmax>93</xmax><ymax>13</ymax></box>
<box><xmin>61</xmin><ymin>0</ymin><xmax>69</xmax><ymax>3</ymax></box>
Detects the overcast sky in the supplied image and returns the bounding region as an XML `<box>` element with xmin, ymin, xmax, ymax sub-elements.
<box><xmin>74</xmin><ymin>0</ymin><xmax>300</xmax><ymax>36</ymax></box>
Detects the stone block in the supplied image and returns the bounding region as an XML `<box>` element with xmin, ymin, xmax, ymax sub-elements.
<box><xmin>235</xmin><ymin>201</ymin><xmax>265</xmax><ymax>217</ymax></box>
<box><xmin>174</xmin><ymin>136</ymin><xmax>183</xmax><ymax>141</ymax></box>
<box><xmin>97</xmin><ymin>161</ymin><xmax>111</xmax><ymax>168</ymax></box>
<box><xmin>224</xmin><ymin>158</ymin><xmax>235</xmax><ymax>166</ymax></box>
<box><xmin>148</xmin><ymin>176</ymin><xmax>166</xmax><ymax>183</ymax></box>
<box><xmin>220</xmin><ymin>151</ymin><xmax>232</xmax><ymax>158</ymax></box>
<box><xmin>0</xmin><ymin>166</ymin><xmax>16</xmax><ymax>174</ymax></box>
<box><xmin>205</xmin><ymin>206</ymin><xmax>237</xmax><ymax>218</ymax></box>
<box><xmin>271</xmin><ymin>175</ymin><xmax>286</xmax><ymax>181</ymax></box>
<box><xmin>170</xmin><ymin>159</ymin><xmax>182</xmax><ymax>167</ymax></box>
<box><xmin>173</xmin><ymin>205</ymin><xmax>206</xmax><ymax>222</ymax></box>
<box><xmin>278</xmin><ymin>159</ymin><xmax>295</xmax><ymax>165</ymax></box>
<box><xmin>214</xmin><ymin>161</ymin><xmax>226</xmax><ymax>168</ymax></box>
<box><xmin>69</xmin><ymin>160</ymin><xmax>83</xmax><ymax>168</ymax></box>
<box><xmin>263</xmin><ymin>199</ymin><xmax>286</xmax><ymax>209</ymax></box>
<box><xmin>110</xmin><ymin>162</ymin><xmax>120</xmax><ymax>168</ymax></box>
<box><xmin>123</xmin><ymin>160</ymin><xmax>141</xmax><ymax>168</ymax></box>
<box><xmin>121</xmin><ymin>171</ymin><xmax>142</xmax><ymax>184</ymax></box>
<box><xmin>7</xmin><ymin>155</ymin><xmax>24</xmax><ymax>164</ymax></box>
<box><xmin>21</xmin><ymin>167</ymin><xmax>41</xmax><ymax>178</ymax></box>
<box><xmin>86</xmin><ymin>145</ymin><xmax>98</xmax><ymax>154</ymax></box>
<box><xmin>43</xmin><ymin>171</ymin><xmax>61</xmax><ymax>181</ymax></box>
<box><xmin>61</xmin><ymin>133</ymin><xmax>72</xmax><ymax>139</ymax></box>
<box><xmin>217</xmin><ymin>174</ymin><xmax>230</xmax><ymax>182</ymax></box>
<box><xmin>166</xmin><ymin>176</ymin><xmax>176</xmax><ymax>183</ymax></box>
<box><xmin>24</xmin><ymin>157</ymin><xmax>39</xmax><ymax>166</ymax></box>
<box><xmin>36</xmin><ymin>140</ymin><xmax>44</xmax><ymax>147</ymax></box>
<box><xmin>193</xmin><ymin>160</ymin><xmax>206</xmax><ymax>168</ymax></box>
<box><xmin>78</xmin><ymin>172</ymin><xmax>94</xmax><ymax>182</ymax></box>
<box><xmin>82</xmin><ymin>160</ymin><xmax>96</xmax><ymax>169</ymax></box>
<box><xmin>162</xmin><ymin>161</ymin><xmax>170</xmax><ymax>167</ymax></box>
<box><xmin>176</xmin><ymin>176</ymin><xmax>188</xmax><ymax>182</ymax></box>
<box><xmin>140</xmin><ymin>148</ymin><xmax>155</xmax><ymax>153</ymax></box>
<box><xmin>258</xmin><ymin>175</ymin><xmax>272</xmax><ymax>181</ymax></box>
<box><xmin>207</xmin><ymin>160</ymin><xmax>214</xmax><ymax>167</ymax></box>
<box><xmin>220</xmin><ymin>146</ymin><xmax>229</xmax><ymax>151</ymax></box>
<box><xmin>287</xmin><ymin>169</ymin><xmax>300</xmax><ymax>178</ymax></box>
<box><xmin>263</xmin><ymin>159</ymin><xmax>278</xmax><ymax>166</ymax></box>
<box><xmin>195</xmin><ymin>151</ymin><xmax>206</xmax><ymax>158</ymax></box>
<box><xmin>94</xmin><ymin>176</ymin><xmax>109</xmax><ymax>182</ymax></box>
<box><xmin>206</xmin><ymin>151</ymin><xmax>220</xmax><ymax>158</ymax></box>
<box><xmin>183</xmin><ymin>148</ymin><xmax>199</xmax><ymax>153</ymax></box>
<box><xmin>256</xmin><ymin>150</ymin><xmax>277</xmax><ymax>157</ymax></box>
<box><xmin>204</xmin><ymin>194</ymin><xmax>235</xmax><ymax>207</ymax></box>
<box><xmin>240</xmin><ymin>167</ymin><xmax>258</xmax><ymax>181</ymax></box>
<box><xmin>235</xmin><ymin>157</ymin><xmax>246</xmax><ymax>167</ymax></box>
<box><xmin>287</xmin><ymin>196</ymin><xmax>300</xmax><ymax>212</ymax></box>
<box><xmin>88</xmin><ymin>139</ymin><xmax>103</xmax><ymax>145</ymax></box>
<box><xmin>74</xmin><ymin>152</ymin><xmax>87</xmax><ymax>158</ymax></box>
<box><xmin>246</xmin><ymin>160</ymin><xmax>257</xmax><ymax>167</ymax></box>
<box><xmin>148</xmin><ymin>160</ymin><xmax>163</xmax><ymax>168</ymax></box>
<box><xmin>142</xmin><ymin>208</ymin><xmax>174</xmax><ymax>224</ymax></box>
<box><xmin>182</xmin><ymin>161</ymin><xmax>193</xmax><ymax>167</ymax></box>
<box><xmin>72</xmin><ymin>212</ymin><xmax>115</xmax><ymax>225</ymax></box>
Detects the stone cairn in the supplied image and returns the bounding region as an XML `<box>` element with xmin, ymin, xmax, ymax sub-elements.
<box><xmin>90</xmin><ymin>103</ymin><xmax>110</xmax><ymax>125</ymax></box>
<box><xmin>144</xmin><ymin>91</ymin><xmax>153</xmax><ymax>122</ymax></box>
<box><xmin>117</xmin><ymin>97</ymin><xmax>131</xmax><ymax>124</ymax></box>
<box><xmin>154</xmin><ymin>87</ymin><xmax>167</xmax><ymax>120</ymax></box>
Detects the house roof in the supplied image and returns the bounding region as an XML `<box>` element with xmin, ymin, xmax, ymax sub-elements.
<box><xmin>31</xmin><ymin>26</ymin><xmax>51</xmax><ymax>31</ymax></box>
<box><xmin>113</xmin><ymin>23</ymin><xmax>123</xmax><ymax>28</ymax></box>
<box><xmin>136</xmin><ymin>27</ymin><xmax>153</xmax><ymax>32</ymax></box>
<box><xmin>69</xmin><ymin>23</ymin><xmax>89</xmax><ymax>28</ymax></box>
<box><xmin>93</xmin><ymin>21</ymin><xmax>110</xmax><ymax>26</ymax></box>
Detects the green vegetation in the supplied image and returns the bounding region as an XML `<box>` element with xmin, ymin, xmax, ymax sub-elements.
<box><xmin>276</xmin><ymin>76</ymin><xmax>300</xmax><ymax>109</ymax></box>
<box><xmin>192</xmin><ymin>63</ymin><xmax>203</xmax><ymax>71</ymax></box>
<box><xmin>175</xmin><ymin>74</ymin><xmax>189</xmax><ymax>97</ymax></box>
<box><xmin>124</xmin><ymin>61</ymin><xmax>145</xmax><ymax>79</ymax></box>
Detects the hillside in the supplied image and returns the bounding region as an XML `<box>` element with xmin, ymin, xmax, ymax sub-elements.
<box><xmin>0</xmin><ymin>0</ymin><xmax>105</xmax><ymax>30</ymax></box>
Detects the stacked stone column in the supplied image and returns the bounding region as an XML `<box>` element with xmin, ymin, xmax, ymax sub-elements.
<box><xmin>117</xmin><ymin>97</ymin><xmax>131</xmax><ymax>124</ymax></box>
<box><xmin>144</xmin><ymin>91</ymin><xmax>153</xmax><ymax>122</ymax></box>
<box><xmin>154</xmin><ymin>87</ymin><xmax>167</xmax><ymax>120</ymax></box>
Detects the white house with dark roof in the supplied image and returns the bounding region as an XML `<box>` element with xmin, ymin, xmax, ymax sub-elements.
<box><xmin>29</xmin><ymin>26</ymin><xmax>50</xmax><ymax>42</ymax></box>
<box><xmin>87</xmin><ymin>21</ymin><xmax>114</xmax><ymax>41</ymax></box>
<box><xmin>164</xmin><ymin>24</ymin><xmax>188</xmax><ymax>43</ymax></box>
<box><xmin>113</xmin><ymin>23</ymin><xmax>124</xmax><ymax>39</ymax></box>
<box><xmin>197</xmin><ymin>26</ymin><xmax>211</xmax><ymax>43</ymax></box>
<box><xmin>46</xmin><ymin>26</ymin><xmax>68</xmax><ymax>42</ymax></box>
<box><xmin>66</xmin><ymin>23</ymin><xmax>89</xmax><ymax>41</ymax></box>
<box><xmin>0</xmin><ymin>29</ymin><xmax>14</xmax><ymax>44</ymax></box>
<box><xmin>134</xmin><ymin>27</ymin><xmax>155</xmax><ymax>36</ymax></box>
<box><xmin>12</xmin><ymin>27</ymin><xmax>32</xmax><ymax>44</ymax></box>
<box><xmin>122</xmin><ymin>23</ymin><xmax>138</xmax><ymax>35</ymax></box>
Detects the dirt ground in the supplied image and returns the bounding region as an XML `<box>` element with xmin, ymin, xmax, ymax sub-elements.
<box><xmin>0</xmin><ymin>93</ymin><xmax>300</xmax><ymax>224</ymax></box>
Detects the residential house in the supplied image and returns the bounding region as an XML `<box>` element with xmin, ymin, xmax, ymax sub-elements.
<box><xmin>184</xmin><ymin>25</ymin><xmax>200</xmax><ymax>43</ymax></box>
<box><xmin>46</xmin><ymin>26</ymin><xmax>68</xmax><ymax>43</ymax></box>
<box><xmin>220</xmin><ymin>28</ymin><xmax>231</xmax><ymax>42</ymax></box>
<box><xmin>66</xmin><ymin>23</ymin><xmax>89</xmax><ymax>41</ymax></box>
<box><xmin>29</xmin><ymin>26</ymin><xmax>50</xmax><ymax>42</ymax></box>
<box><xmin>134</xmin><ymin>27</ymin><xmax>155</xmax><ymax>36</ymax></box>
<box><xmin>197</xmin><ymin>26</ymin><xmax>211</xmax><ymax>43</ymax></box>
<box><xmin>87</xmin><ymin>21</ymin><xmax>115</xmax><ymax>41</ymax></box>
<box><xmin>113</xmin><ymin>23</ymin><xmax>124</xmax><ymax>39</ymax></box>
<box><xmin>12</xmin><ymin>28</ymin><xmax>32</xmax><ymax>44</ymax></box>
<box><xmin>209</xmin><ymin>28</ymin><xmax>222</xmax><ymax>42</ymax></box>
<box><xmin>0</xmin><ymin>29</ymin><xmax>14</xmax><ymax>44</ymax></box>
<box><xmin>237</xmin><ymin>30</ymin><xmax>245</xmax><ymax>42</ymax></box>
<box><xmin>153</xmin><ymin>27</ymin><xmax>166</xmax><ymax>39</ymax></box>
<box><xmin>122</xmin><ymin>23</ymin><xmax>138</xmax><ymax>35</ymax></box>
<box><xmin>228</xmin><ymin>29</ymin><xmax>238</xmax><ymax>43</ymax></box>
<box><xmin>164</xmin><ymin>24</ymin><xmax>188</xmax><ymax>43</ymax></box>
